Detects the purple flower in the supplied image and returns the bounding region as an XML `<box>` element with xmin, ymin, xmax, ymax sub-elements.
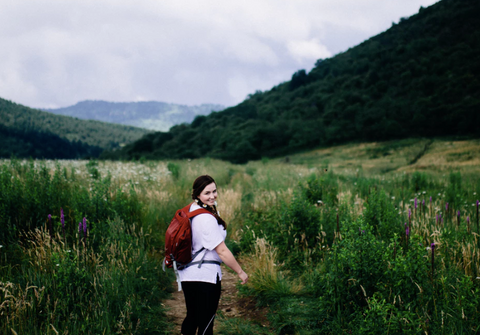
<box><xmin>422</xmin><ymin>199</ymin><xmax>425</xmax><ymax>207</ymax></box>
<box><xmin>477</xmin><ymin>200</ymin><xmax>479</xmax><ymax>208</ymax></box>
<box><xmin>78</xmin><ymin>221</ymin><xmax>82</xmax><ymax>233</ymax></box>
<box><xmin>406</xmin><ymin>226</ymin><xmax>410</xmax><ymax>236</ymax></box>
<box><xmin>446</xmin><ymin>202</ymin><xmax>449</xmax><ymax>211</ymax></box>
<box><xmin>414</xmin><ymin>198</ymin><xmax>418</xmax><ymax>209</ymax></box>
<box><xmin>408</xmin><ymin>209</ymin><xmax>412</xmax><ymax>219</ymax></box>
<box><xmin>457</xmin><ymin>210</ymin><xmax>461</xmax><ymax>217</ymax></box>
<box><xmin>467</xmin><ymin>216</ymin><xmax>470</xmax><ymax>224</ymax></box>
<box><xmin>60</xmin><ymin>208</ymin><xmax>64</xmax><ymax>230</ymax></box>
<box><xmin>362</xmin><ymin>230</ymin><xmax>365</xmax><ymax>234</ymax></box>
<box><xmin>431</xmin><ymin>242</ymin><xmax>435</xmax><ymax>276</ymax></box>
<box><xmin>48</xmin><ymin>214</ymin><xmax>52</xmax><ymax>221</ymax></box>
<box><xmin>83</xmin><ymin>217</ymin><xmax>87</xmax><ymax>236</ymax></box>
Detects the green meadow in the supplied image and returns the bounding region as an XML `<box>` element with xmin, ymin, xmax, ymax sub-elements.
<box><xmin>1</xmin><ymin>137</ymin><xmax>480</xmax><ymax>334</ymax></box>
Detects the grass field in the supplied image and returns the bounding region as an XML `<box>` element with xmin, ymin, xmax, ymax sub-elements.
<box><xmin>1</xmin><ymin>137</ymin><xmax>480</xmax><ymax>334</ymax></box>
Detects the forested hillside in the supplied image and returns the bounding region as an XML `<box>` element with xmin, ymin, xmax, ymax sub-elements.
<box><xmin>104</xmin><ymin>0</ymin><xmax>480</xmax><ymax>163</ymax></box>
<box><xmin>0</xmin><ymin>98</ymin><xmax>149</xmax><ymax>159</ymax></box>
<box><xmin>43</xmin><ymin>100</ymin><xmax>225</xmax><ymax>131</ymax></box>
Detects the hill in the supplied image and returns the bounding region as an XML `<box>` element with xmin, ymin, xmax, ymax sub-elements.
<box><xmin>42</xmin><ymin>100</ymin><xmax>225</xmax><ymax>132</ymax></box>
<box><xmin>104</xmin><ymin>0</ymin><xmax>480</xmax><ymax>164</ymax></box>
<box><xmin>0</xmin><ymin>98</ymin><xmax>149</xmax><ymax>159</ymax></box>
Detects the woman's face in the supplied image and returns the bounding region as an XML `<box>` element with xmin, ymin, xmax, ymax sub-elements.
<box><xmin>198</xmin><ymin>182</ymin><xmax>217</xmax><ymax>206</ymax></box>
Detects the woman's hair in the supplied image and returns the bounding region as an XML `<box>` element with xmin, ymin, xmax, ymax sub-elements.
<box><xmin>191</xmin><ymin>175</ymin><xmax>227</xmax><ymax>230</ymax></box>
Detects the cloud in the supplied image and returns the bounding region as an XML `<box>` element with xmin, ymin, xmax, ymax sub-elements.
<box><xmin>0</xmin><ymin>0</ymin><xmax>440</xmax><ymax>109</ymax></box>
<box><xmin>287</xmin><ymin>39</ymin><xmax>332</xmax><ymax>63</ymax></box>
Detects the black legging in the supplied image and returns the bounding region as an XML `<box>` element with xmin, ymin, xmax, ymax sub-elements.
<box><xmin>181</xmin><ymin>277</ymin><xmax>221</xmax><ymax>335</ymax></box>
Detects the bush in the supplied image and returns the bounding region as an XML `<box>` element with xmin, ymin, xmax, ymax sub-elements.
<box><xmin>299</xmin><ymin>172</ymin><xmax>338</xmax><ymax>206</ymax></box>
<box><xmin>362</xmin><ymin>188</ymin><xmax>403</xmax><ymax>240</ymax></box>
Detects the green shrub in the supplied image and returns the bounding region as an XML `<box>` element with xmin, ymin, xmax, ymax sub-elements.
<box><xmin>167</xmin><ymin>162</ymin><xmax>180</xmax><ymax>179</ymax></box>
<box><xmin>362</xmin><ymin>188</ymin><xmax>403</xmax><ymax>240</ymax></box>
<box><xmin>299</xmin><ymin>172</ymin><xmax>338</xmax><ymax>206</ymax></box>
<box><xmin>411</xmin><ymin>171</ymin><xmax>428</xmax><ymax>192</ymax></box>
<box><xmin>445</xmin><ymin>171</ymin><xmax>463</xmax><ymax>209</ymax></box>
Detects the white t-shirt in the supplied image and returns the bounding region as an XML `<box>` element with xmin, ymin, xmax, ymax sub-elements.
<box><xmin>178</xmin><ymin>203</ymin><xmax>227</xmax><ymax>284</ymax></box>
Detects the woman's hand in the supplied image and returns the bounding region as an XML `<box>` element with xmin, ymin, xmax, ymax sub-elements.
<box><xmin>215</xmin><ymin>241</ymin><xmax>249</xmax><ymax>284</ymax></box>
<box><xmin>238</xmin><ymin>270</ymin><xmax>249</xmax><ymax>285</ymax></box>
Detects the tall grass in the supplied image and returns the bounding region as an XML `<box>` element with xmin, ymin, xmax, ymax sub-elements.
<box><xmin>236</xmin><ymin>166</ymin><xmax>480</xmax><ymax>334</ymax></box>
<box><xmin>1</xmin><ymin>219</ymin><xmax>171</xmax><ymax>334</ymax></box>
<box><xmin>2</xmin><ymin>139</ymin><xmax>480</xmax><ymax>334</ymax></box>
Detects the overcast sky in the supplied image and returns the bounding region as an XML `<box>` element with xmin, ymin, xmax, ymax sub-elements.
<box><xmin>0</xmin><ymin>0</ymin><xmax>439</xmax><ymax>109</ymax></box>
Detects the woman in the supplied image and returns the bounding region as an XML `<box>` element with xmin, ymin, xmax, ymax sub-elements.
<box><xmin>178</xmin><ymin>175</ymin><xmax>248</xmax><ymax>335</ymax></box>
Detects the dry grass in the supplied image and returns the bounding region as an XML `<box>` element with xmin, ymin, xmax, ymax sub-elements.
<box><xmin>281</xmin><ymin>138</ymin><xmax>480</xmax><ymax>176</ymax></box>
<box><xmin>240</xmin><ymin>238</ymin><xmax>303</xmax><ymax>296</ymax></box>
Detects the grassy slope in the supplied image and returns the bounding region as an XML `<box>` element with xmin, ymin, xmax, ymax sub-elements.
<box><xmin>272</xmin><ymin>137</ymin><xmax>480</xmax><ymax>177</ymax></box>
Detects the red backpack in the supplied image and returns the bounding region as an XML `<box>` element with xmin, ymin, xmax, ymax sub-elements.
<box><xmin>163</xmin><ymin>203</ymin><xmax>220</xmax><ymax>291</ymax></box>
<box><xmin>163</xmin><ymin>203</ymin><xmax>213</xmax><ymax>269</ymax></box>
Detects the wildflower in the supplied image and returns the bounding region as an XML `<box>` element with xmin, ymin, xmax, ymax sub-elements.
<box><xmin>391</xmin><ymin>196</ymin><xmax>395</xmax><ymax>200</ymax></box>
<box><xmin>431</xmin><ymin>242</ymin><xmax>435</xmax><ymax>275</ymax></box>
<box><xmin>446</xmin><ymin>202</ymin><xmax>449</xmax><ymax>211</ymax></box>
<box><xmin>0</xmin><ymin>245</ymin><xmax>3</xmax><ymax>248</ymax></box>
<box><xmin>83</xmin><ymin>217</ymin><xmax>87</xmax><ymax>237</ymax></box>
<box><xmin>467</xmin><ymin>216</ymin><xmax>470</xmax><ymax>224</ymax></box>
<box><xmin>61</xmin><ymin>208</ymin><xmax>64</xmax><ymax>230</ymax></box>
<box><xmin>406</xmin><ymin>226</ymin><xmax>410</xmax><ymax>236</ymax></box>
<box><xmin>78</xmin><ymin>221</ymin><xmax>82</xmax><ymax>233</ymax></box>
<box><xmin>408</xmin><ymin>209</ymin><xmax>411</xmax><ymax>219</ymax></box>
<box><xmin>48</xmin><ymin>214</ymin><xmax>52</xmax><ymax>221</ymax></box>
<box><xmin>457</xmin><ymin>210</ymin><xmax>461</xmax><ymax>217</ymax></box>
<box><xmin>56</xmin><ymin>264</ymin><xmax>60</xmax><ymax>267</ymax></box>
<box><xmin>415</xmin><ymin>198</ymin><xmax>418</xmax><ymax>209</ymax></box>
<box><xmin>477</xmin><ymin>200</ymin><xmax>479</xmax><ymax>208</ymax></box>
<box><xmin>422</xmin><ymin>191</ymin><xmax>426</xmax><ymax>194</ymax></box>
<box><xmin>422</xmin><ymin>199</ymin><xmax>425</xmax><ymax>207</ymax></box>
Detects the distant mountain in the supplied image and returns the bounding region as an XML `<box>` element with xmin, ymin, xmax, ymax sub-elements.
<box><xmin>104</xmin><ymin>0</ymin><xmax>480</xmax><ymax>164</ymax></box>
<box><xmin>0</xmin><ymin>97</ymin><xmax>149</xmax><ymax>159</ymax></box>
<box><xmin>43</xmin><ymin>100</ymin><xmax>225</xmax><ymax>131</ymax></box>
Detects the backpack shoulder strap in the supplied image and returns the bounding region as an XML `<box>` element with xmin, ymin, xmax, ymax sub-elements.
<box><xmin>185</xmin><ymin>203</ymin><xmax>214</xmax><ymax>219</ymax></box>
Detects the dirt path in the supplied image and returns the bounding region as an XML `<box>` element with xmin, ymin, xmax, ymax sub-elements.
<box><xmin>164</xmin><ymin>267</ymin><xmax>269</xmax><ymax>334</ymax></box>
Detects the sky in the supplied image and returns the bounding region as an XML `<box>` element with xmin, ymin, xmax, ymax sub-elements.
<box><xmin>0</xmin><ymin>0</ymin><xmax>439</xmax><ymax>109</ymax></box>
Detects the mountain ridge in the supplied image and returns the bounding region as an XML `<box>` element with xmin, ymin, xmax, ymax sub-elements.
<box><xmin>42</xmin><ymin>100</ymin><xmax>225</xmax><ymax>132</ymax></box>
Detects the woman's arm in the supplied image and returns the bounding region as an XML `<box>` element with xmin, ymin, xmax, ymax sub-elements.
<box><xmin>215</xmin><ymin>241</ymin><xmax>248</xmax><ymax>284</ymax></box>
